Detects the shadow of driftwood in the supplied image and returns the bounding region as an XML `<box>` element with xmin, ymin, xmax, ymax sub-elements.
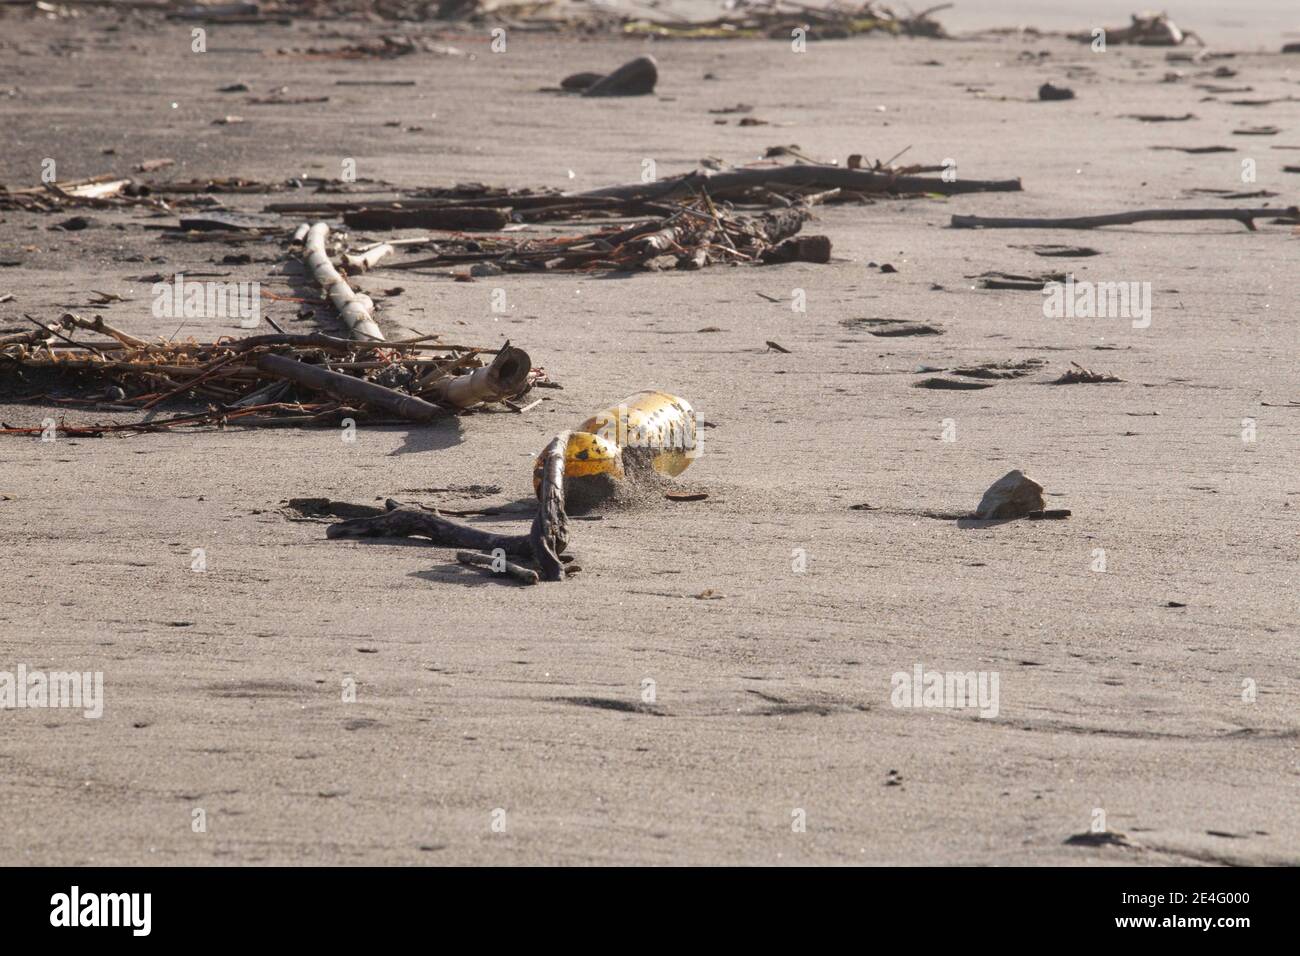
<box><xmin>956</xmin><ymin>516</ymin><xmax>1021</xmax><ymax>529</ymax></box>
<box><xmin>384</xmin><ymin>419</ymin><xmax>464</xmax><ymax>456</ymax></box>
<box><xmin>410</xmin><ymin>562</ymin><xmax>546</xmax><ymax>590</ymax></box>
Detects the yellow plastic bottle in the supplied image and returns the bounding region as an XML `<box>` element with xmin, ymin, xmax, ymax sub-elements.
<box><xmin>534</xmin><ymin>391</ymin><xmax>697</xmax><ymax>494</ymax></box>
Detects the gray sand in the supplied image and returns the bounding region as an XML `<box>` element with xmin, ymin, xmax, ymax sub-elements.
<box><xmin>0</xmin><ymin>8</ymin><xmax>1297</xmax><ymax>865</ymax></box>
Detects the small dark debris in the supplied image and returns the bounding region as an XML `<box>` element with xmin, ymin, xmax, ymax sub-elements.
<box><xmin>1039</xmin><ymin>82</ymin><xmax>1075</xmax><ymax>101</ymax></box>
<box><xmin>914</xmin><ymin>377</ymin><xmax>995</xmax><ymax>390</ymax></box>
<box><xmin>54</xmin><ymin>216</ymin><xmax>101</xmax><ymax>231</ymax></box>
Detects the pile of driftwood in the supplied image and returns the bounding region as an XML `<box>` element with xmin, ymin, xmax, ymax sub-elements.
<box><xmin>0</xmin><ymin>314</ymin><xmax>539</xmax><ymax>436</ymax></box>
<box><xmin>619</xmin><ymin>1</ymin><xmax>950</xmax><ymax>40</ymax></box>
<box><xmin>268</xmin><ymin>160</ymin><xmax>1022</xmax><ymax>275</ymax></box>
<box><xmin>160</xmin><ymin>0</ymin><xmax>951</xmax><ymax>38</ymax></box>
<box><xmin>1067</xmin><ymin>12</ymin><xmax>1202</xmax><ymax>47</ymax></box>
<box><xmin>349</xmin><ymin>199</ymin><xmax>833</xmax><ymax>273</ymax></box>
<box><xmin>271</xmin><ymin>160</ymin><xmax>1021</xmax><ymax>219</ymax></box>
<box><xmin>0</xmin><ymin>175</ymin><xmax>159</xmax><ymax>213</ymax></box>
<box><xmin>422</xmin><ymin>0</ymin><xmax>948</xmax><ymax>38</ymax></box>
<box><xmin>0</xmin><ymin>173</ymin><xmax>390</xmax><ymax>214</ymax></box>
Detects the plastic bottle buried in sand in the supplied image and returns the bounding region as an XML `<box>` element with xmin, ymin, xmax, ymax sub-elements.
<box><xmin>533</xmin><ymin>391</ymin><xmax>698</xmax><ymax>494</ymax></box>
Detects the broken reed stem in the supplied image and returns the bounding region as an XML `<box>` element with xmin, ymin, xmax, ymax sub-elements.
<box><xmin>61</xmin><ymin>313</ymin><xmax>149</xmax><ymax>348</ymax></box>
<box><xmin>342</xmin><ymin>243</ymin><xmax>395</xmax><ymax>272</ymax></box>
<box><xmin>301</xmin><ymin>221</ymin><xmax>384</xmax><ymax>341</ymax></box>
<box><xmin>431</xmin><ymin>342</ymin><xmax>532</xmax><ymax>409</ymax></box>
<box><xmin>138</xmin><ymin>353</ymin><xmax>240</xmax><ymax>410</ymax></box>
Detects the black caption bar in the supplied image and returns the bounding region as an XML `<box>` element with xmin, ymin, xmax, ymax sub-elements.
<box><xmin>0</xmin><ymin>866</ymin><xmax>1282</xmax><ymax>941</ymax></box>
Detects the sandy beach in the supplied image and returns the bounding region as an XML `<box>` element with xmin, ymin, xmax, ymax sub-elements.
<box><xmin>0</xmin><ymin>3</ymin><xmax>1297</xmax><ymax>866</ymax></box>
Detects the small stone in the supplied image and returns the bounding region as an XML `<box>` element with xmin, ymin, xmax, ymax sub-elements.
<box><xmin>1064</xmin><ymin>830</ymin><xmax>1139</xmax><ymax>849</ymax></box>
<box><xmin>54</xmin><ymin>215</ymin><xmax>100</xmax><ymax>231</ymax></box>
<box><xmin>560</xmin><ymin>71</ymin><xmax>603</xmax><ymax>92</ymax></box>
<box><xmin>975</xmin><ymin>469</ymin><xmax>1046</xmax><ymax>520</ymax></box>
<box><xmin>583</xmin><ymin>56</ymin><xmax>658</xmax><ymax>97</ymax></box>
<box><xmin>1038</xmin><ymin>82</ymin><xmax>1075</xmax><ymax>101</ymax></box>
<box><xmin>469</xmin><ymin>262</ymin><xmax>503</xmax><ymax>277</ymax></box>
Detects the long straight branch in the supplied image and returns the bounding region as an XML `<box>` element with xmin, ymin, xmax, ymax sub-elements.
<box><xmin>573</xmin><ymin>166</ymin><xmax>1022</xmax><ymax>203</ymax></box>
<box><xmin>950</xmin><ymin>206</ymin><xmax>1298</xmax><ymax>231</ymax></box>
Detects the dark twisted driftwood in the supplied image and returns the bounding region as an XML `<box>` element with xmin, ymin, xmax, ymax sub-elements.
<box><xmin>951</xmin><ymin>206</ymin><xmax>1298</xmax><ymax>231</ymax></box>
<box><xmin>327</xmin><ymin>499</ymin><xmax>533</xmax><ymax>553</ymax></box>
<box><xmin>572</xmin><ymin>166</ymin><xmax>1023</xmax><ymax>203</ymax></box>
<box><xmin>528</xmin><ymin>431</ymin><xmax>570</xmax><ymax>582</ymax></box>
<box><xmin>325</xmin><ymin>431</ymin><xmax>574</xmax><ymax>584</ymax></box>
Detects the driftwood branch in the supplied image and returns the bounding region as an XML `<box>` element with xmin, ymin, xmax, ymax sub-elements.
<box><xmin>325</xmin><ymin>495</ymin><xmax>569</xmax><ymax>584</ymax></box>
<box><xmin>950</xmin><ymin>206</ymin><xmax>1298</xmax><ymax>231</ymax></box>
<box><xmin>327</xmin><ymin>499</ymin><xmax>533</xmax><ymax>551</ymax></box>
<box><xmin>323</xmin><ymin>431</ymin><xmax>574</xmax><ymax>583</ymax></box>
<box><xmin>574</xmin><ymin>166</ymin><xmax>1023</xmax><ymax>203</ymax></box>
<box><xmin>256</xmin><ymin>353</ymin><xmax>448</xmax><ymax>422</ymax></box>
<box><xmin>229</xmin><ymin>332</ymin><xmax>367</xmax><ymax>354</ymax></box>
